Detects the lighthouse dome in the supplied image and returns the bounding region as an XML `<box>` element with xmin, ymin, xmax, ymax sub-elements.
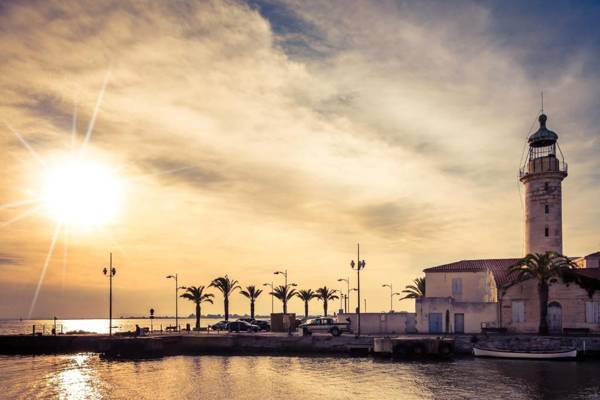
<box><xmin>528</xmin><ymin>114</ymin><xmax>558</xmax><ymax>147</ymax></box>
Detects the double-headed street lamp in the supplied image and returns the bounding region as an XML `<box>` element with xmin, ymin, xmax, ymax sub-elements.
<box><xmin>166</xmin><ymin>274</ymin><xmax>186</xmax><ymax>331</ymax></box>
<box><xmin>337</xmin><ymin>277</ymin><xmax>350</xmax><ymax>313</ymax></box>
<box><xmin>102</xmin><ymin>253</ymin><xmax>117</xmax><ymax>336</ymax></box>
<box><xmin>274</xmin><ymin>269</ymin><xmax>288</xmax><ymax>287</ymax></box>
<box><xmin>382</xmin><ymin>284</ymin><xmax>401</xmax><ymax>312</ymax></box>
<box><xmin>350</xmin><ymin>243</ymin><xmax>366</xmax><ymax>337</ymax></box>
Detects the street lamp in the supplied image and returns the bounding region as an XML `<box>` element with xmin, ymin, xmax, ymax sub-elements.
<box><xmin>274</xmin><ymin>269</ymin><xmax>288</xmax><ymax>287</ymax></box>
<box><xmin>166</xmin><ymin>274</ymin><xmax>185</xmax><ymax>332</ymax></box>
<box><xmin>102</xmin><ymin>253</ymin><xmax>117</xmax><ymax>336</ymax></box>
<box><xmin>337</xmin><ymin>277</ymin><xmax>350</xmax><ymax>313</ymax></box>
<box><xmin>263</xmin><ymin>282</ymin><xmax>274</xmax><ymax>314</ymax></box>
<box><xmin>382</xmin><ymin>284</ymin><xmax>394</xmax><ymax>312</ymax></box>
<box><xmin>350</xmin><ymin>243</ymin><xmax>366</xmax><ymax>337</ymax></box>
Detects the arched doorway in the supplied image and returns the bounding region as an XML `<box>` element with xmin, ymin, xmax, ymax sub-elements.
<box><xmin>547</xmin><ymin>302</ymin><xmax>562</xmax><ymax>334</ymax></box>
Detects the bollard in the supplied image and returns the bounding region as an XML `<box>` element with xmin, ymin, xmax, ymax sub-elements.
<box><xmin>32</xmin><ymin>325</ymin><xmax>35</xmax><ymax>336</ymax></box>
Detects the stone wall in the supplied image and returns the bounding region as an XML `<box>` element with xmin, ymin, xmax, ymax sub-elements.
<box><xmin>337</xmin><ymin>312</ymin><xmax>416</xmax><ymax>334</ymax></box>
<box><xmin>501</xmin><ymin>278</ymin><xmax>600</xmax><ymax>333</ymax></box>
<box><xmin>416</xmin><ymin>297</ymin><xmax>498</xmax><ymax>334</ymax></box>
<box><xmin>425</xmin><ymin>270</ymin><xmax>497</xmax><ymax>302</ymax></box>
<box><xmin>522</xmin><ymin>171</ymin><xmax>566</xmax><ymax>255</ymax></box>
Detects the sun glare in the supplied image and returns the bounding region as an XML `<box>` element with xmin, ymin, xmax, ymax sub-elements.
<box><xmin>41</xmin><ymin>158</ymin><xmax>123</xmax><ymax>226</ymax></box>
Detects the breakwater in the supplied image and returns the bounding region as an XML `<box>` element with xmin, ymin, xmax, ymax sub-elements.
<box><xmin>2</xmin><ymin>333</ymin><xmax>600</xmax><ymax>358</ymax></box>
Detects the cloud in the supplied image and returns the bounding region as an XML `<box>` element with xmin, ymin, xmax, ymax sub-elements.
<box><xmin>0</xmin><ymin>0</ymin><xmax>599</xmax><ymax>316</ymax></box>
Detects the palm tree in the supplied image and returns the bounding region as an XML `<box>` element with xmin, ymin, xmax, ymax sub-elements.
<box><xmin>271</xmin><ymin>285</ymin><xmax>297</xmax><ymax>314</ymax></box>
<box><xmin>209</xmin><ymin>275</ymin><xmax>240</xmax><ymax>321</ymax></box>
<box><xmin>399</xmin><ymin>277</ymin><xmax>426</xmax><ymax>300</ymax></box>
<box><xmin>296</xmin><ymin>289</ymin><xmax>317</xmax><ymax>318</ymax></box>
<box><xmin>509</xmin><ymin>252</ymin><xmax>576</xmax><ymax>335</ymax></box>
<box><xmin>180</xmin><ymin>286</ymin><xmax>214</xmax><ymax>330</ymax></box>
<box><xmin>240</xmin><ymin>285</ymin><xmax>263</xmax><ymax>320</ymax></box>
<box><xmin>316</xmin><ymin>286</ymin><xmax>339</xmax><ymax>316</ymax></box>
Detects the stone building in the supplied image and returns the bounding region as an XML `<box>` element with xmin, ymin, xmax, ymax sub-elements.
<box><xmin>416</xmin><ymin>113</ymin><xmax>600</xmax><ymax>334</ymax></box>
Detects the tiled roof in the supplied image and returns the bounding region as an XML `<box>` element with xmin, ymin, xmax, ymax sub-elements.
<box><xmin>585</xmin><ymin>251</ymin><xmax>600</xmax><ymax>258</ymax></box>
<box><xmin>424</xmin><ymin>258</ymin><xmax>521</xmax><ymax>287</ymax></box>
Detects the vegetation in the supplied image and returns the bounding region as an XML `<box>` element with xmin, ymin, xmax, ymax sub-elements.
<box><xmin>240</xmin><ymin>285</ymin><xmax>263</xmax><ymax>320</ymax></box>
<box><xmin>180</xmin><ymin>286</ymin><xmax>214</xmax><ymax>330</ymax></box>
<box><xmin>509</xmin><ymin>252</ymin><xmax>576</xmax><ymax>335</ymax></box>
<box><xmin>399</xmin><ymin>277</ymin><xmax>426</xmax><ymax>300</ymax></box>
<box><xmin>271</xmin><ymin>285</ymin><xmax>297</xmax><ymax>314</ymax></box>
<box><xmin>316</xmin><ymin>286</ymin><xmax>339</xmax><ymax>316</ymax></box>
<box><xmin>209</xmin><ymin>275</ymin><xmax>240</xmax><ymax>321</ymax></box>
<box><xmin>296</xmin><ymin>289</ymin><xmax>317</xmax><ymax>318</ymax></box>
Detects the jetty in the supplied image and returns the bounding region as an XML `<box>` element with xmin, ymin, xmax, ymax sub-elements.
<box><xmin>2</xmin><ymin>333</ymin><xmax>600</xmax><ymax>359</ymax></box>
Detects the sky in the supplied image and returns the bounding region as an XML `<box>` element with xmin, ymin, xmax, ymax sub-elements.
<box><xmin>0</xmin><ymin>0</ymin><xmax>599</xmax><ymax>319</ymax></box>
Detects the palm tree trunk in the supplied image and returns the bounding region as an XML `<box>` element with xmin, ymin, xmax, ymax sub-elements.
<box><xmin>283</xmin><ymin>299</ymin><xmax>287</xmax><ymax>314</ymax></box>
<box><xmin>323</xmin><ymin>300</ymin><xmax>328</xmax><ymax>316</ymax></box>
<box><xmin>195</xmin><ymin>303</ymin><xmax>200</xmax><ymax>330</ymax></box>
<box><xmin>250</xmin><ymin>300</ymin><xmax>255</xmax><ymax>320</ymax></box>
<box><xmin>538</xmin><ymin>280</ymin><xmax>549</xmax><ymax>335</ymax></box>
<box><xmin>304</xmin><ymin>301</ymin><xmax>308</xmax><ymax>318</ymax></box>
<box><xmin>224</xmin><ymin>296</ymin><xmax>229</xmax><ymax>321</ymax></box>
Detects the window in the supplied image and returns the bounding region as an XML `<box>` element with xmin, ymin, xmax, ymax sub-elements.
<box><xmin>452</xmin><ymin>278</ymin><xmax>462</xmax><ymax>296</ymax></box>
<box><xmin>512</xmin><ymin>301</ymin><xmax>525</xmax><ymax>323</ymax></box>
<box><xmin>545</xmin><ymin>226</ymin><xmax>549</xmax><ymax>237</ymax></box>
<box><xmin>585</xmin><ymin>302</ymin><xmax>600</xmax><ymax>324</ymax></box>
<box><xmin>544</xmin><ymin>182</ymin><xmax>549</xmax><ymax>191</ymax></box>
<box><xmin>545</xmin><ymin>205</ymin><xmax>549</xmax><ymax>214</ymax></box>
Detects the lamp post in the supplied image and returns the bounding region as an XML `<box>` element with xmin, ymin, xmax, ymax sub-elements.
<box><xmin>166</xmin><ymin>274</ymin><xmax>186</xmax><ymax>331</ymax></box>
<box><xmin>274</xmin><ymin>269</ymin><xmax>288</xmax><ymax>287</ymax></box>
<box><xmin>263</xmin><ymin>282</ymin><xmax>274</xmax><ymax>314</ymax></box>
<box><xmin>382</xmin><ymin>284</ymin><xmax>400</xmax><ymax>312</ymax></box>
<box><xmin>337</xmin><ymin>277</ymin><xmax>350</xmax><ymax>313</ymax></box>
<box><xmin>350</xmin><ymin>243</ymin><xmax>366</xmax><ymax>337</ymax></box>
<box><xmin>102</xmin><ymin>253</ymin><xmax>117</xmax><ymax>336</ymax></box>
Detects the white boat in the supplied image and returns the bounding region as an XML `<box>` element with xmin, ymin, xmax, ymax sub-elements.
<box><xmin>473</xmin><ymin>346</ymin><xmax>577</xmax><ymax>360</ymax></box>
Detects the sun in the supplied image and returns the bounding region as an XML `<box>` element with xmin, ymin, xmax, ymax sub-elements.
<box><xmin>41</xmin><ymin>157</ymin><xmax>123</xmax><ymax>226</ymax></box>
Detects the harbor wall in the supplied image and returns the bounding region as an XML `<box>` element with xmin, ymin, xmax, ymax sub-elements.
<box><xmin>337</xmin><ymin>312</ymin><xmax>417</xmax><ymax>334</ymax></box>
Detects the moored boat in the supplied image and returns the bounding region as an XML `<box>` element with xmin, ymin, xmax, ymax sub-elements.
<box><xmin>473</xmin><ymin>346</ymin><xmax>577</xmax><ymax>360</ymax></box>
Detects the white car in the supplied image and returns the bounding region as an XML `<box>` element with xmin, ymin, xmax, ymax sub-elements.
<box><xmin>298</xmin><ymin>317</ymin><xmax>352</xmax><ymax>336</ymax></box>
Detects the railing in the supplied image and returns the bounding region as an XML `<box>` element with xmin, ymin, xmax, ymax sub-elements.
<box><xmin>519</xmin><ymin>158</ymin><xmax>568</xmax><ymax>178</ymax></box>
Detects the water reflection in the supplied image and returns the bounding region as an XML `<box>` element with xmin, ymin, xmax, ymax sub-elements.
<box><xmin>1</xmin><ymin>355</ymin><xmax>599</xmax><ymax>399</ymax></box>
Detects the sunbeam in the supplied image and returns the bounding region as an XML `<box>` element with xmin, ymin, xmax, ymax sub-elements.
<box><xmin>71</xmin><ymin>92</ymin><xmax>78</xmax><ymax>150</ymax></box>
<box><xmin>0</xmin><ymin>205</ymin><xmax>42</xmax><ymax>229</ymax></box>
<box><xmin>3</xmin><ymin>122</ymin><xmax>46</xmax><ymax>166</ymax></box>
<box><xmin>28</xmin><ymin>223</ymin><xmax>62</xmax><ymax>318</ymax></box>
<box><xmin>0</xmin><ymin>198</ymin><xmax>39</xmax><ymax>210</ymax></box>
<box><xmin>61</xmin><ymin>225</ymin><xmax>70</xmax><ymax>292</ymax></box>
<box><xmin>78</xmin><ymin>68</ymin><xmax>111</xmax><ymax>158</ymax></box>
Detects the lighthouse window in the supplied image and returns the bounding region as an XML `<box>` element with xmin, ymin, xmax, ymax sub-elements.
<box><xmin>544</xmin><ymin>182</ymin><xmax>549</xmax><ymax>191</ymax></box>
<box><xmin>545</xmin><ymin>227</ymin><xmax>549</xmax><ymax>237</ymax></box>
<box><xmin>545</xmin><ymin>205</ymin><xmax>549</xmax><ymax>214</ymax></box>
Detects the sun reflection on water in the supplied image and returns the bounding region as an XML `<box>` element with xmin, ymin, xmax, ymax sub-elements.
<box><xmin>49</xmin><ymin>354</ymin><xmax>101</xmax><ymax>400</ymax></box>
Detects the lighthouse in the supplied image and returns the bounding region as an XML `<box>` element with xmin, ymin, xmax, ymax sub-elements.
<box><xmin>520</xmin><ymin>113</ymin><xmax>568</xmax><ymax>255</ymax></box>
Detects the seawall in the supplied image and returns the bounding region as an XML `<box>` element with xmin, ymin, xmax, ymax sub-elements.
<box><xmin>2</xmin><ymin>333</ymin><xmax>600</xmax><ymax>358</ymax></box>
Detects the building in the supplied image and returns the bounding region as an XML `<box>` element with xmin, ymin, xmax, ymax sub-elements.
<box><xmin>417</xmin><ymin>113</ymin><xmax>600</xmax><ymax>334</ymax></box>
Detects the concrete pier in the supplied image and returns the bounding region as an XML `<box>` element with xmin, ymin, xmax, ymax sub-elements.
<box><xmin>0</xmin><ymin>333</ymin><xmax>373</xmax><ymax>357</ymax></box>
<box><xmin>2</xmin><ymin>333</ymin><xmax>600</xmax><ymax>358</ymax></box>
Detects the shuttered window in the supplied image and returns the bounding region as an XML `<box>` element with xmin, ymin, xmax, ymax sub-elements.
<box><xmin>452</xmin><ymin>278</ymin><xmax>462</xmax><ymax>296</ymax></box>
<box><xmin>585</xmin><ymin>302</ymin><xmax>600</xmax><ymax>324</ymax></box>
<box><xmin>512</xmin><ymin>301</ymin><xmax>525</xmax><ymax>323</ymax></box>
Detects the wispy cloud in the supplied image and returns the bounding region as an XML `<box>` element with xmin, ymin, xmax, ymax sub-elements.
<box><xmin>0</xmin><ymin>0</ymin><xmax>599</xmax><ymax>316</ymax></box>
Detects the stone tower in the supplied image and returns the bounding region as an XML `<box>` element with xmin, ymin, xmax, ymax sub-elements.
<box><xmin>520</xmin><ymin>114</ymin><xmax>568</xmax><ymax>255</ymax></box>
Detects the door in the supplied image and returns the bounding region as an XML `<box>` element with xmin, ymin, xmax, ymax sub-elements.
<box><xmin>454</xmin><ymin>313</ymin><xmax>465</xmax><ymax>334</ymax></box>
<box><xmin>547</xmin><ymin>302</ymin><xmax>562</xmax><ymax>333</ymax></box>
<box><xmin>428</xmin><ymin>313</ymin><xmax>443</xmax><ymax>333</ymax></box>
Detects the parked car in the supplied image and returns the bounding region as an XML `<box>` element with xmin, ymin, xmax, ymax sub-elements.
<box><xmin>298</xmin><ymin>317</ymin><xmax>352</xmax><ymax>336</ymax></box>
<box><xmin>227</xmin><ymin>320</ymin><xmax>260</xmax><ymax>333</ymax></box>
<box><xmin>252</xmin><ymin>320</ymin><xmax>271</xmax><ymax>331</ymax></box>
<box><xmin>210</xmin><ymin>320</ymin><xmax>229</xmax><ymax>331</ymax></box>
